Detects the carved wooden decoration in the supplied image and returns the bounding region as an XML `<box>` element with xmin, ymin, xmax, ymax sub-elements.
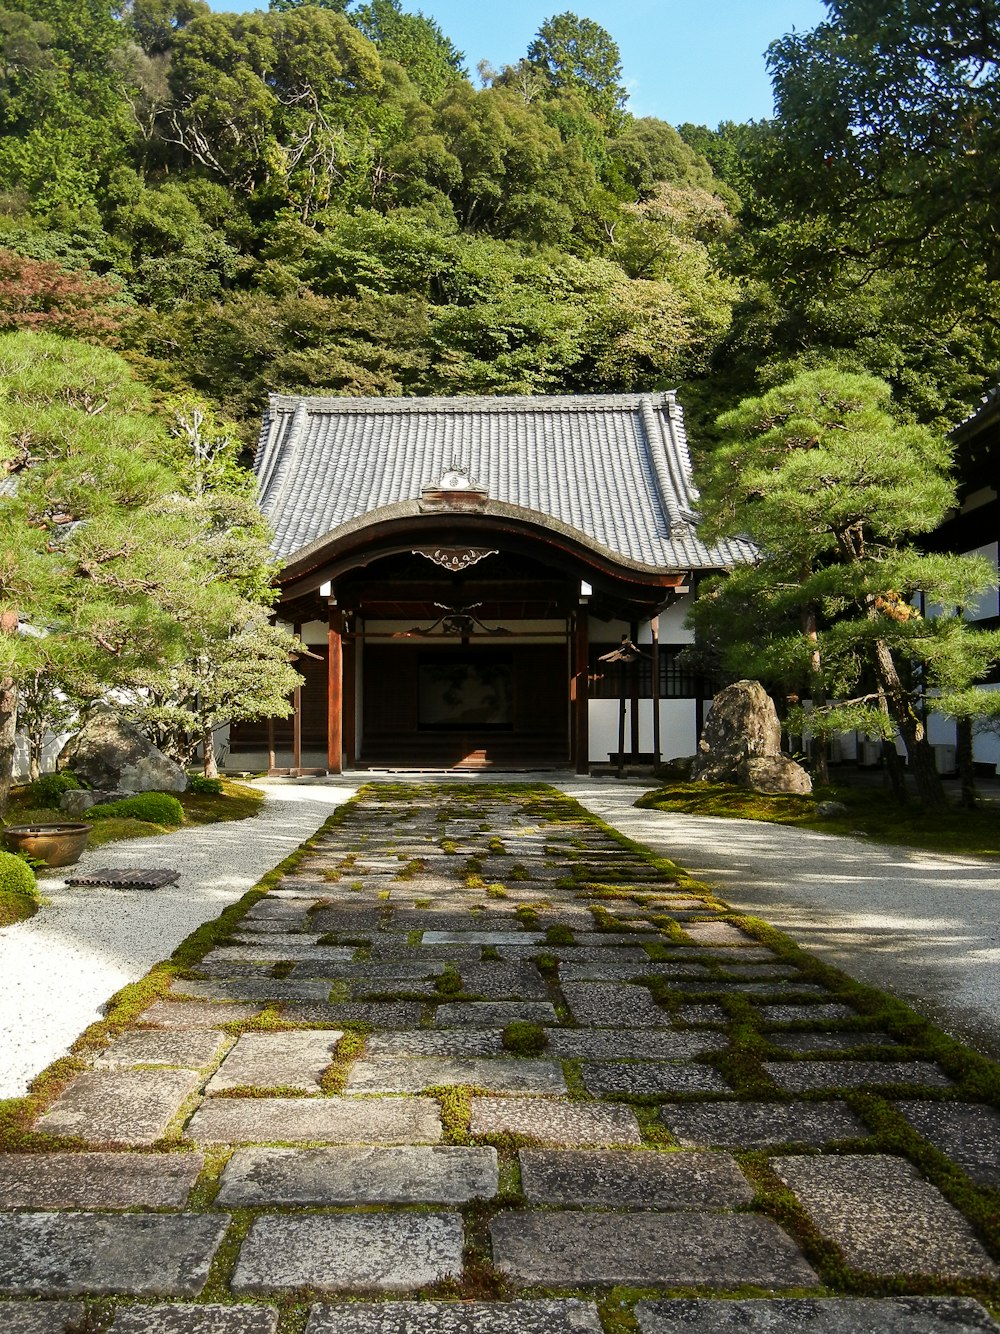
<box><xmin>412</xmin><ymin>546</ymin><xmax>498</xmax><ymax>572</ymax></box>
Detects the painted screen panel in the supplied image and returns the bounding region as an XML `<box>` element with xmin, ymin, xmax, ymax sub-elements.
<box><xmin>418</xmin><ymin>654</ymin><xmax>514</xmax><ymax>730</ymax></box>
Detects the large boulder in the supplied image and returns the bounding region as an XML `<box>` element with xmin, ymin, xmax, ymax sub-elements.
<box><xmin>58</xmin><ymin>715</ymin><xmax>188</xmax><ymax>794</ymax></box>
<box><xmin>691</xmin><ymin>680</ymin><xmax>811</xmax><ymax>793</ymax></box>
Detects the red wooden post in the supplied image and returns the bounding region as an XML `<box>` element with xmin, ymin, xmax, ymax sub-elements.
<box><xmin>328</xmin><ymin>605</ymin><xmax>343</xmax><ymax>774</ymax></box>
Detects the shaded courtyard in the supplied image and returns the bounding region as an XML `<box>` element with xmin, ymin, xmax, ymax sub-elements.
<box><xmin>1</xmin><ymin>782</ymin><xmax>999</xmax><ymax>1332</ymax></box>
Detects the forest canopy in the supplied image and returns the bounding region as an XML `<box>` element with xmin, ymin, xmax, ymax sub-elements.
<box><xmin>0</xmin><ymin>1</ymin><xmax>993</xmax><ymax>441</ymax></box>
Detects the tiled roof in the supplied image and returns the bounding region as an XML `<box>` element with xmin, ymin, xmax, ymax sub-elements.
<box><xmin>951</xmin><ymin>386</ymin><xmax>1000</xmax><ymax>442</ymax></box>
<box><xmin>255</xmin><ymin>392</ymin><xmax>755</xmax><ymax>573</ymax></box>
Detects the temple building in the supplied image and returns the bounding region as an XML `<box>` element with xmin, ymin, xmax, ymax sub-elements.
<box><xmin>229</xmin><ymin>392</ymin><xmax>754</xmax><ymax>773</ymax></box>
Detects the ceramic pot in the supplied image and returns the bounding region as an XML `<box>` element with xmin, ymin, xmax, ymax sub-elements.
<box><xmin>2</xmin><ymin>823</ymin><xmax>90</xmax><ymax>868</ymax></box>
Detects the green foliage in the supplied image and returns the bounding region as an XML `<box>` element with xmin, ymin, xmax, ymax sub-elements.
<box><xmin>501</xmin><ymin>1020</ymin><xmax>548</xmax><ymax>1056</ymax></box>
<box><xmin>526</xmin><ymin>11</ymin><xmax>628</xmax><ymax>128</ymax></box>
<box><xmin>25</xmin><ymin>771</ymin><xmax>79</xmax><ymax>806</ymax></box>
<box><xmin>695</xmin><ymin>368</ymin><xmax>1000</xmax><ymax>806</ymax></box>
<box><xmin>187</xmin><ymin>774</ymin><xmax>222</xmax><ymax>795</ymax></box>
<box><xmin>85</xmin><ymin>791</ymin><xmax>185</xmax><ymax>825</ymax></box>
<box><xmin>0</xmin><ymin>847</ymin><xmax>36</xmax><ymax>897</ymax></box>
<box><xmin>353</xmin><ymin>0</ymin><xmax>464</xmax><ymax>102</ymax></box>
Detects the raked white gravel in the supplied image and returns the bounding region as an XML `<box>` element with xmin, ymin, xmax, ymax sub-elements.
<box><xmin>0</xmin><ymin>780</ymin><xmax>358</xmax><ymax>1100</ymax></box>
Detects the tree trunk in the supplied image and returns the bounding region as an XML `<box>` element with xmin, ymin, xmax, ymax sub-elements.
<box><xmin>202</xmin><ymin>724</ymin><xmax>219</xmax><ymax>779</ymax></box>
<box><xmin>0</xmin><ymin>679</ymin><xmax>18</xmax><ymax>813</ymax></box>
<box><xmin>803</xmin><ymin>604</ymin><xmax>829</xmax><ymax>784</ymax></box>
<box><xmin>956</xmin><ymin>716</ymin><xmax>977</xmax><ymax>809</ymax></box>
<box><xmin>872</xmin><ymin>637</ymin><xmax>947</xmax><ymax>808</ymax></box>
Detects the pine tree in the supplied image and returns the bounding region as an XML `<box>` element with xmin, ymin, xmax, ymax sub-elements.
<box><xmin>693</xmin><ymin>368</ymin><xmax>1000</xmax><ymax>808</ymax></box>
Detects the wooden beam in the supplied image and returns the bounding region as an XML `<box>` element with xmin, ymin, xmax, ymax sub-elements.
<box><xmin>629</xmin><ymin>619</ymin><xmax>640</xmax><ymax>759</ymax></box>
<box><xmin>574</xmin><ymin>611</ymin><xmax>589</xmax><ymax>775</ymax></box>
<box><xmin>327</xmin><ymin>606</ymin><xmax>343</xmax><ymax>774</ymax></box>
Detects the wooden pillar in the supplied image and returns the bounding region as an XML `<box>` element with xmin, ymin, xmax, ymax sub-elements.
<box><xmin>651</xmin><ymin>614</ymin><xmax>661</xmax><ymax>769</ymax></box>
<box><xmin>343</xmin><ymin>617</ymin><xmax>356</xmax><ymax>770</ymax></box>
<box><xmin>573</xmin><ymin>610</ymin><xmax>589</xmax><ymax>775</ymax></box>
<box><xmin>266</xmin><ymin>716</ymin><xmax>276</xmax><ymax>775</ymax></box>
<box><xmin>327</xmin><ymin>605</ymin><xmax>343</xmax><ymax>775</ymax></box>
<box><xmin>629</xmin><ymin>619</ymin><xmax>640</xmax><ymax>759</ymax></box>
<box><xmin>292</xmin><ymin>621</ymin><xmax>302</xmax><ymax>775</ymax></box>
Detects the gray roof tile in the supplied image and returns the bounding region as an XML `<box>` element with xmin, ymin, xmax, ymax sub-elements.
<box><xmin>255</xmin><ymin>392</ymin><xmax>754</xmax><ymax>572</ymax></box>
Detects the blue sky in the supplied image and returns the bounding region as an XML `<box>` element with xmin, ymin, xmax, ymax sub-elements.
<box><xmin>204</xmin><ymin>1</ymin><xmax>828</xmax><ymax>127</ymax></box>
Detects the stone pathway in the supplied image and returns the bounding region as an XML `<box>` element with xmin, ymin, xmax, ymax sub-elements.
<box><xmin>2</xmin><ymin>782</ymin><xmax>999</xmax><ymax>1332</ymax></box>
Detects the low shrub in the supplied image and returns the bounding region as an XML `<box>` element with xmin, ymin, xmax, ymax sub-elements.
<box><xmin>501</xmin><ymin>1020</ymin><xmax>548</xmax><ymax>1056</ymax></box>
<box><xmin>187</xmin><ymin>775</ymin><xmax>223</xmax><ymax>795</ymax></box>
<box><xmin>26</xmin><ymin>771</ymin><xmax>80</xmax><ymax>806</ymax></box>
<box><xmin>85</xmin><ymin>792</ymin><xmax>184</xmax><ymax>826</ymax></box>
<box><xmin>0</xmin><ymin>850</ymin><xmax>39</xmax><ymax>926</ymax></box>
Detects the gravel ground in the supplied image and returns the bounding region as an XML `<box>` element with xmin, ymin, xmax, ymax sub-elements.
<box><xmin>559</xmin><ymin>781</ymin><xmax>1000</xmax><ymax>1060</ymax></box>
<box><xmin>0</xmin><ymin>780</ymin><xmax>358</xmax><ymax>1100</ymax></box>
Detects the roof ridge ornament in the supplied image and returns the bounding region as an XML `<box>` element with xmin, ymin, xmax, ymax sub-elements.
<box><xmin>419</xmin><ymin>460</ymin><xmax>489</xmax><ymax>512</ymax></box>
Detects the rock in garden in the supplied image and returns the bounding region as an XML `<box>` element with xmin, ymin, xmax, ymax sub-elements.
<box><xmin>691</xmin><ymin>680</ymin><xmax>811</xmax><ymax>794</ymax></box>
<box><xmin>59</xmin><ymin>714</ymin><xmax>188</xmax><ymax>794</ymax></box>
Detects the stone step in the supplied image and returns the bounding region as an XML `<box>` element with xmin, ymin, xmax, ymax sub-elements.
<box><xmin>773</xmin><ymin>1154</ymin><xmax>1000</xmax><ymax>1278</ymax></box>
<box><xmin>303</xmin><ymin>1300</ymin><xmax>604</xmax><ymax>1333</ymax></box>
<box><xmin>0</xmin><ymin>1152</ymin><xmax>203</xmax><ymax>1209</ymax></box>
<box><xmin>36</xmin><ymin>1070</ymin><xmax>202</xmax><ymax>1146</ymax></box>
<box><xmin>470</xmin><ymin>1097</ymin><xmax>641</xmax><ymax>1146</ymax></box>
<box><xmin>109</xmin><ymin>1306</ymin><xmax>279</xmax><ymax>1333</ymax></box>
<box><xmin>489</xmin><ymin>1210</ymin><xmax>817</xmax><ymax>1287</ymax></box>
<box><xmin>346</xmin><ymin>1057</ymin><xmax>567</xmax><ymax>1095</ymax></box>
<box><xmin>0</xmin><ymin>1213</ymin><xmax>229</xmax><ymax>1296</ymax></box>
<box><xmin>633</xmin><ymin>1297</ymin><xmax>1000</xmax><ymax>1332</ymax></box>
<box><xmin>186</xmin><ymin>1095</ymin><xmax>442</xmax><ymax>1145</ymax></box>
<box><xmin>232</xmin><ymin>1213</ymin><xmax>463</xmax><ymax>1293</ymax></box>
<box><xmin>92</xmin><ymin>1031</ymin><xmax>229</xmax><ymax>1070</ymax></box>
<box><xmin>661</xmin><ymin>1099</ymin><xmax>867</xmax><ymax>1148</ymax></box>
<box><xmin>217</xmin><ymin>1145</ymin><xmax>498</xmax><ymax>1205</ymax></box>
<box><xmin>206</xmin><ymin>1031</ymin><xmax>341</xmax><ymax>1093</ymax></box>
<box><xmin>519</xmin><ymin>1148</ymin><xmax>754</xmax><ymax>1208</ymax></box>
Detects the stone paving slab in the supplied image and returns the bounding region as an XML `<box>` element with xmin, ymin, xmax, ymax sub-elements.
<box><xmin>490</xmin><ymin>1210</ymin><xmax>817</xmax><ymax>1286</ymax></box>
<box><xmin>561</xmin><ymin>983</ymin><xmax>669</xmax><ymax>1027</ymax></box>
<box><xmin>370</xmin><ymin>943</ymin><xmax>482</xmax><ymax>963</ymax></box>
<box><xmin>767</xmin><ymin>1031</ymin><xmax>898</xmax><ymax>1053</ymax></box>
<box><xmin>558</xmin><ymin>962</ymin><xmax>712</xmax><ymax>982</ymax></box>
<box><xmin>0</xmin><ymin>1152</ymin><xmax>204</xmax><ymax>1209</ymax></box>
<box><xmin>764</xmin><ymin>1060</ymin><xmax>952</xmax><ymax>1091</ymax></box>
<box><xmin>580</xmin><ymin>1061</ymin><xmax>731</xmax><ymax>1096</ymax></box>
<box><xmin>458</xmin><ymin>965</ymin><xmax>549</xmax><ymax>1000</ymax></box>
<box><xmin>772</xmin><ymin>1154</ymin><xmax>1000</xmax><ymax>1277</ymax></box>
<box><xmin>661</xmin><ymin>1100</ymin><xmax>868</xmax><ymax>1148</ymax></box>
<box><xmin>109</xmin><ymin>1306</ymin><xmax>279</xmax><ymax>1333</ymax></box>
<box><xmin>633</xmin><ymin>1297</ymin><xmax>1000</xmax><ymax>1332</ymax></box>
<box><xmin>311</xmin><ymin>907</ymin><xmax>386</xmax><ymax>932</ymax></box>
<box><xmin>366</xmin><ymin>1031</ymin><xmax>505</xmax><ymax>1058</ymax></box>
<box><xmin>93</xmin><ymin>1031</ymin><xmax>229</xmax><ymax>1070</ymax></box>
<box><xmin>470</xmin><ymin>1098</ymin><xmax>641</xmax><ymax>1146</ymax></box>
<box><xmin>170</xmin><ymin>979</ymin><xmax>332</xmax><ymax>1002</ymax></box>
<box><xmin>680</xmin><ymin>922</ymin><xmax>760</xmax><ymax>947</ymax></box>
<box><xmin>186</xmin><ymin>1095</ymin><xmax>442</xmax><ymax>1145</ymax></box>
<box><xmin>346</xmin><ymin>1057</ymin><xmax>567</xmax><ymax>1094</ymax></box>
<box><xmin>138</xmin><ymin>1001</ymin><xmax>261</xmax><ymax>1029</ymax></box>
<box><xmin>285</xmin><ymin>1003</ymin><xmax>423</xmax><ymax>1027</ymax></box>
<box><xmin>0</xmin><ymin>1213</ymin><xmax>229</xmax><ymax>1295</ymax></box>
<box><xmin>896</xmin><ymin>1101</ymin><xmax>1000</xmax><ymax>1186</ymax></box>
<box><xmin>217</xmin><ymin>1146</ymin><xmax>498</xmax><ymax>1205</ymax></box>
<box><xmin>0</xmin><ymin>1301</ymin><xmax>86</xmax><ymax>1333</ymax></box>
<box><xmin>547</xmin><ymin>1030</ymin><xmax>723</xmax><ymax>1060</ymax></box>
<box><xmin>231</xmin><ymin>1213</ymin><xmax>464</xmax><ymax>1293</ymax></box>
<box><xmin>422</xmin><ymin>931</ymin><xmax>545</xmax><ymax>946</ymax></box>
<box><xmin>676</xmin><ymin>1004</ymin><xmax>728</xmax><ymax>1025</ymax></box>
<box><xmin>208</xmin><ymin>945</ymin><xmax>355</xmax><ymax>964</ymax></box>
<box><xmin>435</xmin><ymin>1002</ymin><xmax>557</xmax><ymax>1027</ymax></box>
<box><xmin>36</xmin><ymin>1070</ymin><xmax>202</xmax><ymax>1146</ymax></box>
<box><xmin>519</xmin><ymin>1148</ymin><xmax>754</xmax><ymax>1207</ymax></box>
<box><xmin>757</xmin><ymin>1004</ymin><xmax>858</xmax><ymax>1023</ymax></box>
<box><xmin>292</xmin><ymin>962</ymin><xmax>446</xmax><ymax>982</ymax></box>
<box><xmin>303</xmin><ymin>1300</ymin><xmax>605</xmax><ymax>1333</ymax></box>
<box><xmin>206</xmin><ymin>1032</ymin><xmax>340</xmax><ymax>1093</ymax></box>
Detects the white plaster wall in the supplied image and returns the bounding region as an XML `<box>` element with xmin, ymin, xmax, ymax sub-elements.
<box><xmin>588</xmin><ymin>699</ymin><xmax>699</xmax><ymax>762</ymax></box>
